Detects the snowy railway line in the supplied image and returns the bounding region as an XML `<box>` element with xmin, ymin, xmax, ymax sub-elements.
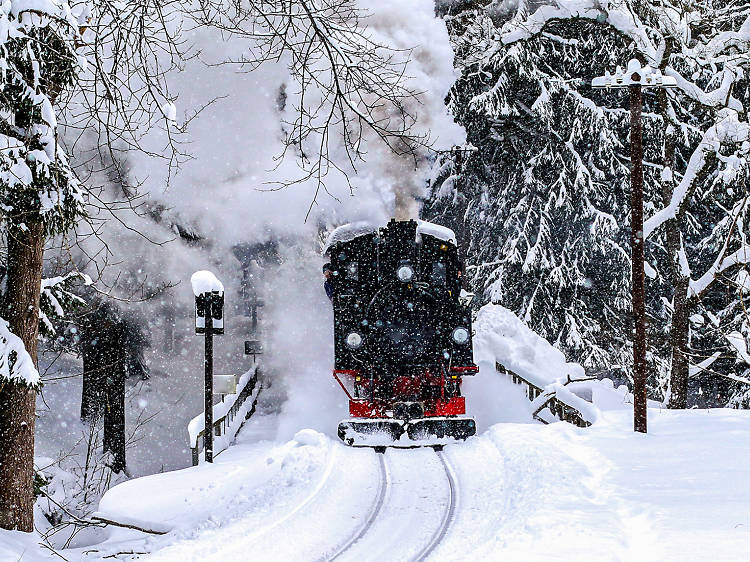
<box><xmin>327</xmin><ymin>448</ymin><xmax>457</xmax><ymax>562</ymax></box>
<box><xmin>76</xmin><ymin>406</ymin><xmax>750</xmax><ymax>561</ymax></box>
<box><xmin>327</xmin><ymin>453</ymin><xmax>389</xmax><ymax>561</ymax></box>
<box><xmin>411</xmin><ymin>450</ymin><xmax>457</xmax><ymax>562</ymax></box>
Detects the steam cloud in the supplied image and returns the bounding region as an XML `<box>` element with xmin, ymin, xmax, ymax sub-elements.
<box><xmin>62</xmin><ymin>0</ymin><xmax>465</xmax><ymax>469</ymax></box>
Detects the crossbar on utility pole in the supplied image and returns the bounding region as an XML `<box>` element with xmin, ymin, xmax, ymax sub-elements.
<box><xmin>592</xmin><ymin>59</ymin><xmax>676</xmax><ymax>434</ymax></box>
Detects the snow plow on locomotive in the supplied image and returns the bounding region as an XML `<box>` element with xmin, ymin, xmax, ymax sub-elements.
<box><xmin>324</xmin><ymin>219</ymin><xmax>477</xmax><ymax>447</ymax></box>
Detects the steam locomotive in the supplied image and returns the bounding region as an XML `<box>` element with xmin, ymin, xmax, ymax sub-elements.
<box><xmin>324</xmin><ymin>219</ymin><xmax>477</xmax><ymax>447</ymax></box>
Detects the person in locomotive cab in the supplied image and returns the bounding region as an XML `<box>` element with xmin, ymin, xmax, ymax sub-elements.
<box><xmin>457</xmin><ymin>260</ymin><xmax>466</xmax><ymax>293</ymax></box>
<box><xmin>323</xmin><ymin>263</ymin><xmax>334</xmax><ymax>300</ymax></box>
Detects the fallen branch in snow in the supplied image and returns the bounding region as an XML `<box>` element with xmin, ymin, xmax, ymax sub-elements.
<box><xmin>38</xmin><ymin>542</ymin><xmax>71</xmax><ymax>562</ymax></box>
<box><xmin>90</xmin><ymin>515</ymin><xmax>167</xmax><ymax>535</ymax></box>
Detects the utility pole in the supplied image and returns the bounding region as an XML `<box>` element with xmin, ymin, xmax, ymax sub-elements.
<box><xmin>592</xmin><ymin>59</ymin><xmax>676</xmax><ymax>433</ymax></box>
<box><xmin>629</xmin><ymin>80</ymin><xmax>648</xmax><ymax>434</ymax></box>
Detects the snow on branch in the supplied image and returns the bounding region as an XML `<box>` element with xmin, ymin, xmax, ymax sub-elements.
<box><xmin>0</xmin><ymin>318</ymin><xmax>39</xmax><ymax>387</ymax></box>
<box><xmin>39</xmin><ymin>272</ymin><xmax>92</xmax><ymax>337</ymax></box>
<box><xmin>499</xmin><ymin>0</ymin><xmax>658</xmax><ymax>61</ymax></box>
<box><xmin>666</xmin><ymin>67</ymin><xmax>743</xmax><ymax>112</ymax></box>
<box><xmin>690</xmin><ymin>244</ymin><xmax>750</xmax><ymax>297</ymax></box>
<box><xmin>644</xmin><ymin>110</ymin><xmax>750</xmax><ymax>240</ymax></box>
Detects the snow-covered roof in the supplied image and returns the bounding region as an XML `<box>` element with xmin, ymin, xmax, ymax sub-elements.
<box><xmin>323</xmin><ymin>219</ymin><xmax>456</xmax><ymax>254</ymax></box>
<box><xmin>323</xmin><ymin>221</ymin><xmax>379</xmax><ymax>254</ymax></box>
<box><xmin>416</xmin><ymin>220</ymin><xmax>456</xmax><ymax>245</ymax></box>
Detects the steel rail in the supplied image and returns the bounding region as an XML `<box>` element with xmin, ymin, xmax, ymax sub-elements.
<box><xmin>412</xmin><ymin>449</ymin><xmax>457</xmax><ymax>562</ymax></box>
<box><xmin>328</xmin><ymin>453</ymin><xmax>389</xmax><ymax>561</ymax></box>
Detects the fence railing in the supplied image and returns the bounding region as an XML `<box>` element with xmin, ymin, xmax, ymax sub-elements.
<box><xmin>188</xmin><ymin>365</ymin><xmax>262</xmax><ymax>466</ymax></box>
<box><xmin>495</xmin><ymin>362</ymin><xmax>597</xmax><ymax>428</ymax></box>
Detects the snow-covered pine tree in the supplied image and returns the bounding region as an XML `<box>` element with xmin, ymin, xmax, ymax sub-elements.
<box><xmin>0</xmin><ymin>0</ymin><xmax>86</xmax><ymax>531</ymax></box>
<box><xmin>0</xmin><ymin>0</ymin><xmax>200</xmax><ymax>529</ymax></box>
<box><xmin>427</xmin><ymin>6</ymin><xmax>643</xmax><ymax>372</ymax></box>
<box><xmin>426</xmin><ymin>0</ymin><xmax>750</xmax><ymax>406</ymax></box>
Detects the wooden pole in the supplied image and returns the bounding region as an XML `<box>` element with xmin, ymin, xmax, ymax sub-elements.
<box><xmin>629</xmin><ymin>79</ymin><xmax>648</xmax><ymax>434</ymax></box>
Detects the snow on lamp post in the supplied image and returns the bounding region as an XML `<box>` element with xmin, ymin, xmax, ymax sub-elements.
<box><xmin>592</xmin><ymin>60</ymin><xmax>676</xmax><ymax>434</ymax></box>
<box><xmin>191</xmin><ymin>270</ymin><xmax>225</xmax><ymax>462</ymax></box>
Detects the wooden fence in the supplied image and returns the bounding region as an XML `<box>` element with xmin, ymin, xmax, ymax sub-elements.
<box><xmin>190</xmin><ymin>367</ymin><xmax>262</xmax><ymax>466</ymax></box>
<box><xmin>495</xmin><ymin>362</ymin><xmax>595</xmax><ymax>428</ymax></box>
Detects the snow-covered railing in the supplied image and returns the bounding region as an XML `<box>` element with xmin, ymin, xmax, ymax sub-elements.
<box><xmin>188</xmin><ymin>365</ymin><xmax>262</xmax><ymax>466</ymax></box>
<box><xmin>474</xmin><ymin>303</ymin><xmax>598</xmax><ymax>427</ymax></box>
<box><xmin>496</xmin><ymin>362</ymin><xmax>597</xmax><ymax>427</ymax></box>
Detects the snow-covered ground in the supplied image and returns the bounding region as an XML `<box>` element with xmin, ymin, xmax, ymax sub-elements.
<box><xmin>9</xmin><ymin>391</ymin><xmax>750</xmax><ymax>560</ymax></box>
<box><xmin>7</xmin><ymin>301</ymin><xmax>750</xmax><ymax>561</ymax></box>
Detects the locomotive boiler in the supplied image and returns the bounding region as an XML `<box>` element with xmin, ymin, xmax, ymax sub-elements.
<box><xmin>324</xmin><ymin>219</ymin><xmax>477</xmax><ymax>447</ymax></box>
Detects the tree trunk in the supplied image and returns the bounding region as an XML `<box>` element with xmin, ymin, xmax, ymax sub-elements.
<box><xmin>103</xmin><ymin>361</ymin><xmax>126</xmax><ymax>473</ymax></box>
<box><xmin>0</xmin><ymin>221</ymin><xmax>45</xmax><ymax>531</ymax></box>
<box><xmin>81</xmin><ymin>353</ymin><xmax>107</xmax><ymax>422</ymax></box>
<box><xmin>668</xmin><ymin>276</ymin><xmax>691</xmax><ymax>408</ymax></box>
<box><xmin>163</xmin><ymin>305</ymin><xmax>175</xmax><ymax>353</ymax></box>
<box><xmin>656</xmin><ymin>77</ymin><xmax>692</xmax><ymax>410</ymax></box>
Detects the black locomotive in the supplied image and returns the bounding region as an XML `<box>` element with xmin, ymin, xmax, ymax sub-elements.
<box><xmin>324</xmin><ymin>219</ymin><xmax>477</xmax><ymax>446</ymax></box>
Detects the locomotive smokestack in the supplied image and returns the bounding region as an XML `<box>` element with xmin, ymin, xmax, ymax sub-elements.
<box><xmin>394</xmin><ymin>189</ymin><xmax>419</xmax><ymax>221</ymax></box>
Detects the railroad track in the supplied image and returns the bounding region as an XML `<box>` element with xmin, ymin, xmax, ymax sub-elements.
<box><xmin>328</xmin><ymin>447</ymin><xmax>457</xmax><ymax>561</ymax></box>
<box><xmin>329</xmin><ymin>454</ymin><xmax>389</xmax><ymax>561</ymax></box>
<box><xmin>412</xmin><ymin>449</ymin><xmax>457</xmax><ymax>561</ymax></box>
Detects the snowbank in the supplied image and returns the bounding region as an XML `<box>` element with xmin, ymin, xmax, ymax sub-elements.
<box><xmin>473</xmin><ymin>303</ymin><xmax>585</xmax><ymax>388</ymax></box>
<box><xmin>95</xmin><ymin>429</ymin><xmax>332</xmax><ymax>534</ymax></box>
<box><xmin>0</xmin><ymin>528</ymin><xmax>57</xmax><ymax>561</ymax></box>
<box><xmin>439</xmin><ymin>408</ymin><xmax>750</xmax><ymax>561</ymax></box>
<box><xmin>80</xmin><ymin>408</ymin><xmax>750</xmax><ymax>561</ymax></box>
<box><xmin>471</xmin><ymin>303</ymin><xmax>631</xmax><ymax>424</ymax></box>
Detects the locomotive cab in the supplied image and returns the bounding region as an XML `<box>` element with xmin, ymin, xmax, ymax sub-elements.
<box><xmin>324</xmin><ymin>219</ymin><xmax>477</xmax><ymax>447</ymax></box>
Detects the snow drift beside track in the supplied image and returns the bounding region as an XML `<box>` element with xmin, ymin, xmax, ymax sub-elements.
<box><xmin>473</xmin><ymin>303</ymin><xmax>586</xmax><ymax>385</ymax></box>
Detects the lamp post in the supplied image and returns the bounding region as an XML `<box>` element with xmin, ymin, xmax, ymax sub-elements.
<box><xmin>592</xmin><ymin>59</ymin><xmax>676</xmax><ymax>433</ymax></box>
<box><xmin>191</xmin><ymin>270</ymin><xmax>225</xmax><ymax>462</ymax></box>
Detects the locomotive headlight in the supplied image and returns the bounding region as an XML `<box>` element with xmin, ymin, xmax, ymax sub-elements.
<box><xmin>452</xmin><ymin>327</ymin><xmax>470</xmax><ymax>345</ymax></box>
<box><xmin>346</xmin><ymin>262</ymin><xmax>359</xmax><ymax>280</ymax></box>
<box><xmin>345</xmin><ymin>331</ymin><xmax>363</xmax><ymax>350</ymax></box>
<box><xmin>397</xmin><ymin>264</ymin><xmax>414</xmax><ymax>283</ymax></box>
